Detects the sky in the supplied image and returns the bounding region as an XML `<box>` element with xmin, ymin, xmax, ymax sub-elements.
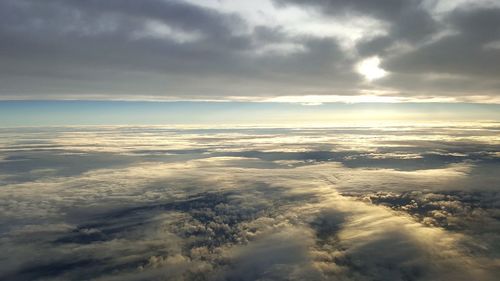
<box><xmin>1</xmin><ymin>0</ymin><xmax>500</xmax><ymax>106</ymax></box>
<box><xmin>1</xmin><ymin>101</ymin><xmax>500</xmax><ymax>126</ymax></box>
<box><xmin>1</xmin><ymin>2</ymin><xmax>500</xmax><ymax>280</ymax></box>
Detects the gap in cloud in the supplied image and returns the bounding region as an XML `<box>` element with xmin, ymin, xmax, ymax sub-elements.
<box><xmin>356</xmin><ymin>56</ymin><xmax>388</xmax><ymax>81</ymax></box>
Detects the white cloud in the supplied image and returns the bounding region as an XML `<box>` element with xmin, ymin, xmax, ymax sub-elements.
<box><xmin>132</xmin><ymin>20</ymin><xmax>202</xmax><ymax>43</ymax></box>
<box><xmin>181</xmin><ymin>0</ymin><xmax>388</xmax><ymax>50</ymax></box>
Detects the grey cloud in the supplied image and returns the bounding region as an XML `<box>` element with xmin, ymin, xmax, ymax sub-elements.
<box><xmin>385</xmin><ymin>7</ymin><xmax>500</xmax><ymax>77</ymax></box>
<box><xmin>0</xmin><ymin>0</ymin><xmax>359</xmax><ymax>99</ymax></box>
<box><xmin>276</xmin><ymin>0</ymin><xmax>439</xmax><ymax>43</ymax></box>
<box><xmin>275</xmin><ymin>0</ymin><xmax>500</xmax><ymax>99</ymax></box>
<box><xmin>1</xmin><ymin>0</ymin><xmax>499</xmax><ymax>100</ymax></box>
<box><xmin>379</xmin><ymin>6</ymin><xmax>500</xmax><ymax>96</ymax></box>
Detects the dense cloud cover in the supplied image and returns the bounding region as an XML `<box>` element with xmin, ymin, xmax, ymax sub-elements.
<box><xmin>0</xmin><ymin>124</ymin><xmax>499</xmax><ymax>280</ymax></box>
<box><xmin>1</xmin><ymin>0</ymin><xmax>500</xmax><ymax>102</ymax></box>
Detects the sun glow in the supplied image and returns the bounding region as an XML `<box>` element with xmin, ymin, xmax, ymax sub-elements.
<box><xmin>356</xmin><ymin>56</ymin><xmax>388</xmax><ymax>81</ymax></box>
<box><xmin>264</xmin><ymin>95</ymin><xmax>403</xmax><ymax>105</ymax></box>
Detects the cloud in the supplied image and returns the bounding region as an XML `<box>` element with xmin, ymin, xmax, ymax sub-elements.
<box><xmin>224</xmin><ymin>228</ymin><xmax>322</xmax><ymax>281</ymax></box>
<box><xmin>1</xmin><ymin>125</ymin><xmax>500</xmax><ymax>280</ymax></box>
<box><xmin>0</xmin><ymin>0</ymin><xmax>499</xmax><ymax>101</ymax></box>
<box><xmin>0</xmin><ymin>0</ymin><xmax>358</xmax><ymax>100</ymax></box>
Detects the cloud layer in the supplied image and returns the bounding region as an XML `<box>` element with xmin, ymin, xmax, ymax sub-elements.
<box><xmin>1</xmin><ymin>0</ymin><xmax>500</xmax><ymax>102</ymax></box>
<box><xmin>1</xmin><ymin>124</ymin><xmax>499</xmax><ymax>280</ymax></box>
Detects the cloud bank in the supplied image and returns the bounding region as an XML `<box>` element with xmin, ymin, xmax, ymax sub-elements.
<box><xmin>1</xmin><ymin>124</ymin><xmax>499</xmax><ymax>280</ymax></box>
<box><xmin>1</xmin><ymin>0</ymin><xmax>500</xmax><ymax>102</ymax></box>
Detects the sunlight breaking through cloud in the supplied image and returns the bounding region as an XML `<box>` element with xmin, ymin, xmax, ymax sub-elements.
<box><xmin>356</xmin><ymin>56</ymin><xmax>388</xmax><ymax>81</ymax></box>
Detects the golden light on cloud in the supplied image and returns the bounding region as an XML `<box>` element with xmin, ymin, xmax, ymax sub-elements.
<box><xmin>356</xmin><ymin>56</ymin><xmax>388</xmax><ymax>81</ymax></box>
<box><xmin>264</xmin><ymin>95</ymin><xmax>402</xmax><ymax>105</ymax></box>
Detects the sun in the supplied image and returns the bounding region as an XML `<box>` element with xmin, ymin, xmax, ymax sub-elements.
<box><xmin>356</xmin><ymin>56</ymin><xmax>388</xmax><ymax>81</ymax></box>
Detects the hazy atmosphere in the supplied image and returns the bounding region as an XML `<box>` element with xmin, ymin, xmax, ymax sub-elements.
<box><xmin>1</xmin><ymin>1</ymin><xmax>500</xmax><ymax>280</ymax></box>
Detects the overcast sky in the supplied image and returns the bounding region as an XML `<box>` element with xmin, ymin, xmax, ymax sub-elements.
<box><xmin>2</xmin><ymin>125</ymin><xmax>500</xmax><ymax>280</ymax></box>
<box><xmin>1</xmin><ymin>0</ymin><xmax>500</xmax><ymax>103</ymax></box>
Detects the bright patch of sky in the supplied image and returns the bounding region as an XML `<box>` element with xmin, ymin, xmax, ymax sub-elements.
<box><xmin>356</xmin><ymin>56</ymin><xmax>388</xmax><ymax>81</ymax></box>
